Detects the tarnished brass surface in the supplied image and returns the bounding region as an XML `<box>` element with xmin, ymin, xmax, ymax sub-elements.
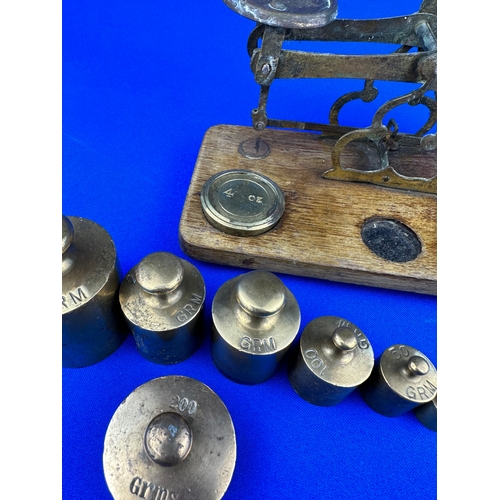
<box><xmin>211</xmin><ymin>270</ymin><xmax>300</xmax><ymax>384</ymax></box>
<box><xmin>414</xmin><ymin>393</ymin><xmax>437</xmax><ymax>432</ymax></box>
<box><xmin>222</xmin><ymin>0</ymin><xmax>338</xmax><ymax>29</ymax></box>
<box><xmin>226</xmin><ymin>0</ymin><xmax>438</xmax><ymax>193</ymax></box>
<box><xmin>200</xmin><ymin>169</ymin><xmax>285</xmax><ymax>236</ymax></box>
<box><xmin>360</xmin><ymin>344</ymin><xmax>437</xmax><ymax>417</ymax></box>
<box><xmin>103</xmin><ymin>376</ymin><xmax>236</xmax><ymax>500</ymax></box>
<box><xmin>250</xmin><ymin>50</ymin><xmax>435</xmax><ymax>85</ymax></box>
<box><xmin>62</xmin><ymin>215</ymin><xmax>128</xmax><ymax>368</ymax></box>
<box><xmin>288</xmin><ymin>316</ymin><xmax>374</xmax><ymax>406</ymax></box>
<box><xmin>119</xmin><ymin>252</ymin><xmax>206</xmax><ymax>364</ymax></box>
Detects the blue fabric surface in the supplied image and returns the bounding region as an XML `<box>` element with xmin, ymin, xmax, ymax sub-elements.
<box><xmin>62</xmin><ymin>1</ymin><xmax>437</xmax><ymax>499</ymax></box>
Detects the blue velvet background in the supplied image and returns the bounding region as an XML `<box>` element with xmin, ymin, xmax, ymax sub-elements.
<box><xmin>62</xmin><ymin>1</ymin><xmax>437</xmax><ymax>499</ymax></box>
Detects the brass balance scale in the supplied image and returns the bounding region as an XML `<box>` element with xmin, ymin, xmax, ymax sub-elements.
<box><xmin>179</xmin><ymin>0</ymin><xmax>437</xmax><ymax>295</ymax></box>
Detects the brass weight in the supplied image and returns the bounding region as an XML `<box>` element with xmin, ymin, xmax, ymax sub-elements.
<box><xmin>360</xmin><ymin>344</ymin><xmax>437</xmax><ymax>417</ymax></box>
<box><xmin>62</xmin><ymin>215</ymin><xmax>128</xmax><ymax>368</ymax></box>
<box><xmin>103</xmin><ymin>376</ymin><xmax>236</xmax><ymax>500</ymax></box>
<box><xmin>288</xmin><ymin>316</ymin><xmax>374</xmax><ymax>406</ymax></box>
<box><xmin>211</xmin><ymin>270</ymin><xmax>300</xmax><ymax>384</ymax></box>
<box><xmin>119</xmin><ymin>252</ymin><xmax>206</xmax><ymax>364</ymax></box>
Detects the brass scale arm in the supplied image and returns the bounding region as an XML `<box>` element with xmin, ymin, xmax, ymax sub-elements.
<box><xmin>237</xmin><ymin>1</ymin><xmax>437</xmax><ymax>194</ymax></box>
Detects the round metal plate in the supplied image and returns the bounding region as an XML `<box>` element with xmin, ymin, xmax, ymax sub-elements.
<box><xmin>103</xmin><ymin>376</ymin><xmax>236</xmax><ymax>500</ymax></box>
<box><xmin>361</xmin><ymin>218</ymin><xmax>422</xmax><ymax>263</ymax></box>
<box><xmin>200</xmin><ymin>169</ymin><xmax>285</xmax><ymax>236</ymax></box>
<box><xmin>222</xmin><ymin>0</ymin><xmax>338</xmax><ymax>29</ymax></box>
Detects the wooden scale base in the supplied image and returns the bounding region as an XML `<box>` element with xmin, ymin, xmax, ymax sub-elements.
<box><xmin>179</xmin><ymin>125</ymin><xmax>436</xmax><ymax>295</ymax></box>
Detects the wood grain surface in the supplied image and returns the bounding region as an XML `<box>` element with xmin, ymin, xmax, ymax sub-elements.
<box><xmin>179</xmin><ymin>125</ymin><xmax>436</xmax><ymax>295</ymax></box>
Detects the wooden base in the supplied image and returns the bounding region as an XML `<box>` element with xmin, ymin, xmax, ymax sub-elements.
<box><xmin>179</xmin><ymin>125</ymin><xmax>436</xmax><ymax>295</ymax></box>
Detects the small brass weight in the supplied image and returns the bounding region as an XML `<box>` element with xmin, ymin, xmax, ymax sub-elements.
<box><xmin>179</xmin><ymin>0</ymin><xmax>437</xmax><ymax>295</ymax></box>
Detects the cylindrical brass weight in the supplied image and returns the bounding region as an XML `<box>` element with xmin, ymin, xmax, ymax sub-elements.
<box><xmin>119</xmin><ymin>252</ymin><xmax>206</xmax><ymax>364</ymax></box>
<box><xmin>288</xmin><ymin>316</ymin><xmax>374</xmax><ymax>406</ymax></box>
<box><xmin>62</xmin><ymin>215</ymin><xmax>128</xmax><ymax>368</ymax></box>
<box><xmin>211</xmin><ymin>270</ymin><xmax>300</xmax><ymax>384</ymax></box>
<box><xmin>360</xmin><ymin>344</ymin><xmax>437</xmax><ymax>417</ymax></box>
<box><xmin>103</xmin><ymin>376</ymin><xmax>237</xmax><ymax>500</ymax></box>
<box><xmin>414</xmin><ymin>393</ymin><xmax>437</xmax><ymax>432</ymax></box>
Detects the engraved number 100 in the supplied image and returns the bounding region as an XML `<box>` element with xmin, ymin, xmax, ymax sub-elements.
<box><xmin>305</xmin><ymin>349</ymin><xmax>326</xmax><ymax>375</ymax></box>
